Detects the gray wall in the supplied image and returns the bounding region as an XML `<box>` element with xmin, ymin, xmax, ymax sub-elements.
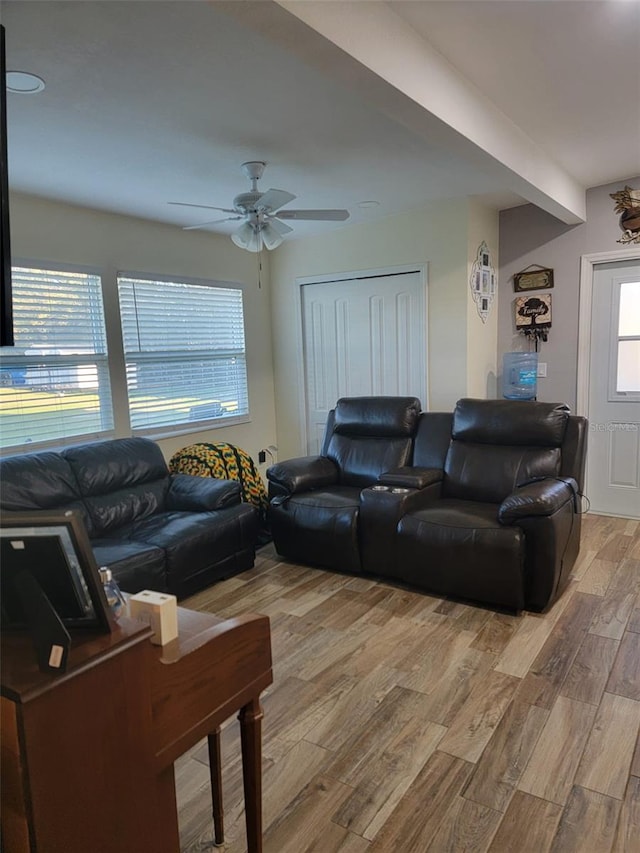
<box><xmin>498</xmin><ymin>177</ymin><xmax>640</xmax><ymax>410</ymax></box>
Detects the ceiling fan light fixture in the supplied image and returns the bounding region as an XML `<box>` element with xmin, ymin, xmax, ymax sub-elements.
<box><xmin>260</xmin><ymin>221</ymin><xmax>284</xmax><ymax>251</ymax></box>
<box><xmin>231</xmin><ymin>222</ymin><xmax>262</xmax><ymax>253</ymax></box>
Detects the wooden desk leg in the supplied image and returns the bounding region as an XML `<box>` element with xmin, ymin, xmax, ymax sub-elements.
<box><xmin>238</xmin><ymin>698</ymin><xmax>264</xmax><ymax>853</ymax></box>
<box><xmin>207</xmin><ymin>729</ymin><xmax>224</xmax><ymax>847</ymax></box>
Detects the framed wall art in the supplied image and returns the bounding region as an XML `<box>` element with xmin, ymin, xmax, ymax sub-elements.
<box><xmin>470</xmin><ymin>241</ymin><xmax>496</xmax><ymax>323</ymax></box>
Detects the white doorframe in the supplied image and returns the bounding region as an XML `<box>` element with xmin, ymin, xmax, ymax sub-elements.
<box><xmin>577</xmin><ymin>247</ymin><xmax>640</xmax><ymax>516</ymax></box>
<box><xmin>577</xmin><ymin>248</ymin><xmax>640</xmax><ymax>418</ymax></box>
<box><xmin>294</xmin><ymin>264</ymin><xmax>428</xmax><ymax>453</ymax></box>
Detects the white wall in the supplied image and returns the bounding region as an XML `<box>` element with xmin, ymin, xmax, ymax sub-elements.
<box><xmin>269</xmin><ymin>198</ymin><xmax>498</xmax><ymax>459</ymax></box>
<box><xmin>498</xmin><ymin>177</ymin><xmax>640</xmax><ymax>410</ymax></box>
<box><xmin>8</xmin><ymin>192</ymin><xmax>278</xmax><ymax>465</ymax></box>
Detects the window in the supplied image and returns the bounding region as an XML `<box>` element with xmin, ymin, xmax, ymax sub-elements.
<box><xmin>118</xmin><ymin>275</ymin><xmax>249</xmax><ymax>433</ymax></box>
<box><xmin>611</xmin><ymin>280</ymin><xmax>640</xmax><ymax>399</ymax></box>
<box><xmin>0</xmin><ymin>266</ymin><xmax>113</xmax><ymax>450</ymax></box>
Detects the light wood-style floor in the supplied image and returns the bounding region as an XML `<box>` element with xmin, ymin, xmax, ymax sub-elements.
<box><xmin>177</xmin><ymin>513</ymin><xmax>640</xmax><ymax>853</ymax></box>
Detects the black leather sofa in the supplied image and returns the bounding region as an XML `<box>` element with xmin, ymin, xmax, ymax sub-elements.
<box><xmin>267</xmin><ymin>397</ymin><xmax>587</xmax><ymax>612</ymax></box>
<box><xmin>0</xmin><ymin>437</ymin><xmax>259</xmax><ymax>599</ymax></box>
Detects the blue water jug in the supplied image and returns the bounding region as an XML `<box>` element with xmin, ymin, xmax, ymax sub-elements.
<box><xmin>503</xmin><ymin>352</ymin><xmax>538</xmax><ymax>400</ymax></box>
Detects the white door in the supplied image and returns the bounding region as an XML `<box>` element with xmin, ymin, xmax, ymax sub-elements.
<box><xmin>587</xmin><ymin>260</ymin><xmax>640</xmax><ymax>518</ymax></box>
<box><xmin>302</xmin><ymin>270</ymin><xmax>426</xmax><ymax>453</ymax></box>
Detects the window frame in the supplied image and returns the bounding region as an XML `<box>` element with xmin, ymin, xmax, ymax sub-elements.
<box><xmin>608</xmin><ymin>275</ymin><xmax>640</xmax><ymax>403</ymax></box>
<box><xmin>116</xmin><ymin>270</ymin><xmax>251</xmax><ymax>439</ymax></box>
<box><xmin>0</xmin><ymin>259</ymin><xmax>115</xmax><ymax>454</ymax></box>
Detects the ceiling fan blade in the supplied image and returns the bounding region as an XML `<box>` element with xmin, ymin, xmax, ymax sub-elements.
<box><xmin>268</xmin><ymin>217</ymin><xmax>294</xmax><ymax>236</ymax></box>
<box><xmin>276</xmin><ymin>209</ymin><xmax>350</xmax><ymax>221</ymax></box>
<box><xmin>183</xmin><ymin>216</ymin><xmax>242</xmax><ymax>231</ymax></box>
<box><xmin>169</xmin><ymin>201</ymin><xmax>238</xmax><ymax>214</ymax></box>
<box><xmin>257</xmin><ymin>188</ymin><xmax>296</xmax><ymax>212</ymax></box>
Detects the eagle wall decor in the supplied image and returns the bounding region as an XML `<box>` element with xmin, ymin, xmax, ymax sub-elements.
<box><xmin>610</xmin><ymin>186</ymin><xmax>640</xmax><ymax>245</ymax></box>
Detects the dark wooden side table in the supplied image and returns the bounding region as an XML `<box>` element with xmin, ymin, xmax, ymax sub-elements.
<box><xmin>1</xmin><ymin>607</ymin><xmax>273</xmax><ymax>853</ymax></box>
<box><xmin>151</xmin><ymin>607</ymin><xmax>273</xmax><ymax>852</ymax></box>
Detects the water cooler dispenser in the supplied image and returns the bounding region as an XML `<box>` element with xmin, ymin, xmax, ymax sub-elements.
<box><xmin>503</xmin><ymin>351</ymin><xmax>538</xmax><ymax>400</ymax></box>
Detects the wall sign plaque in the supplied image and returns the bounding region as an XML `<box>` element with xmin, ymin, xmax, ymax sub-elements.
<box><xmin>513</xmin><ymin>266</ymin><xmax>554</xmax><ymax>292</ymax></box>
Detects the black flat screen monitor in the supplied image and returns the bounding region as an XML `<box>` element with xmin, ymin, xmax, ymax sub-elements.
<box><xmin>0</xmin><ymin>24</ymin><xmax>14</xmax><ymax>347</ymax></box>
<box><xmin>1</xmin><ymin>510</ymin><xmax>112</xmax><ymax>632</ymax></box>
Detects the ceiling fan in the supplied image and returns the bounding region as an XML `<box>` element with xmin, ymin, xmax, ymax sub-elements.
<box><xmin>169</xmin><ymin>161</ymin><xmax>350</xmax><ymax>252</ymax></box>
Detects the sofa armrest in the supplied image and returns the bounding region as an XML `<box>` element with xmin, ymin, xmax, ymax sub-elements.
<box><xmin>498</xmin><ymin>477</ymin><xmax>578</xmax><ymax>524</ymax></box>
<box><xmin>267</xmin><ymin>456</ymin><xmax>338</xmax><ymax>496</ymax></box>
<box><xmin>359</xmin><ymin>482</ymin><xmax>442</xmax><ymax>575</ymax></box>
<box><xmin>167</xmin><ymin>474</ymin><xmax>241</xmax><ymax>511</ymax></box>
<box><xmin>378</xmin><ymin>466</ymin><xmax>443</xmax><ymax>490</ymax></box>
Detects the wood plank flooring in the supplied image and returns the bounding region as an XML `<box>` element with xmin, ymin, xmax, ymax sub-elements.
<box><xmin>176</xmin><ymin>513</ymin><xmax>640</xmax><ymax>853</ymax></box>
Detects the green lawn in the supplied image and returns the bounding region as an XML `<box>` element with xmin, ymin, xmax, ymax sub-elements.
<box><xmin>0</xmin><ymin>386</ymin><xmax>103</xmax><ymax>415</ymax></box>
<box><xmin>0</xmin><ymin>387</ymin><xmax>109</xmax><ymax>446</ymax></box>
<box><xmin>0</xmin><ymin>387</ymin><xmax>237</xmax><ymax>449</ymax></box>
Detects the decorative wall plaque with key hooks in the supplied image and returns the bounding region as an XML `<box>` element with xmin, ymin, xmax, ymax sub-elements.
<box><xmin>515</xmin><ymin>293</ymin><xmax>552</xmax><ymax>349</ymax></box>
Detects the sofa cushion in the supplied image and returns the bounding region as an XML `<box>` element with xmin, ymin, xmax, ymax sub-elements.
<box><xmin>412</xmin><ymin>412</ymin><xmax>453</xmax><ymax>468</ymax></box>
<box><xmin>396</xmin><ymin>500</ymin><xmax>525</xmax><ymax>610</ymax></box>
<box><xmin>63</xmin><ymin>438</ymin><xmax>170</xmax><ymax>535</ymax></box>
<box><xmin>127</xmin><ymin>503</ymin><xmax>258</xmax><ymax>588</ymax></box>
<box><xmin>443</xmin><ymin>442</ymin><xmax>561</xmax><ymax>504</ymax></box>
<box><xmin>333</xmin><ymin>396</ymin><xmax>421</xmax><ymax>437</ymax></box>
<box><xmin>452</xmin><ymin>399</ymin><xmax>570</xmax><ymax>447</ymax></box>
<box><xmin>63</xmin><ymin>437</ymin><xmax>169</xmax><ymax>493</ymax></box>
<box><xmin>90</xmin><ymin>538</ymin><xmax>167</xmax><ymax>594</ymax></box>
<box><xmin>327</xmin><ymin>435</ymin><xmax>415</xmax><ymax>488</ymax></box>
<box><xmin>0</xmin><ymin>451</ymin><xmax>93</xmax><ymax>534</ymax></box>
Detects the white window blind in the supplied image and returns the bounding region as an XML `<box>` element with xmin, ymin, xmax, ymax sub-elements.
<box><xmin>118</xmin><ymin>276</ymin><xmax>249</xmax><ymax>432</ymax></box>
<box><xmin>0</xmin><ymin>266</ymin><xmax>114</xmax><ymax>451</ymax></box>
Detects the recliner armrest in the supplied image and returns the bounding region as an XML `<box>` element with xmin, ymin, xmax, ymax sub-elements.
<box><xmin>167</xmin><ymin>474</ymin><xmax>241</xmax><ymax>511</ymax></box>
<box><xmin>378</xmin><ymin>466</ymin><xmax>443</xmax><ymax>490</ymax></box>
<box><xmin>267</xmin><ymin>456</ymin><xmax>338</xmax><ymax>495</ymax></box>
<box><xmin>499</xmin><ymin>477</ymin><xmax>578</xmax><ymax>524</ymax></box>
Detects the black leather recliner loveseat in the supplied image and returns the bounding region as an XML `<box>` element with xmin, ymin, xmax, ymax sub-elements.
<box><xmin>267</xmin><ymin>396</ymin><xmax>587</xmax><ymax>612</ymax></box>
<box><xmin>0</xmin><ymin>437</ymin><xmax>259</xmax><ymax>599</ymax></box>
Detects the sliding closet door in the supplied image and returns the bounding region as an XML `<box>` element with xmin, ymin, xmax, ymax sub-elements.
<box><xmin>302</xmin><ymin>269</ymin><xmax>426</xmax><ymax>453</ymax></box>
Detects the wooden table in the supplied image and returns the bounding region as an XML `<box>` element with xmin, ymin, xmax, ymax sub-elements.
<box><xmin>151</xmin><ymin>608</ymin><xmax>273</xmax><ymax>851</ymax></box>
<box><xmin>1</xmin><ymin>607</ymin><xmax>273</xmax><ymax>853</ymax></box>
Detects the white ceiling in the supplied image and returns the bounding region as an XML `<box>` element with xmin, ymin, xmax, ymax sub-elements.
<box><xmin>392</xmin><ymin>0</ymin><xmax>640</xmax><ymax>189</ymax></box>
<box><xmin>2</xmin><ymin>0</ymin><xmax>639</xmax><ymax>242</ymax></box>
